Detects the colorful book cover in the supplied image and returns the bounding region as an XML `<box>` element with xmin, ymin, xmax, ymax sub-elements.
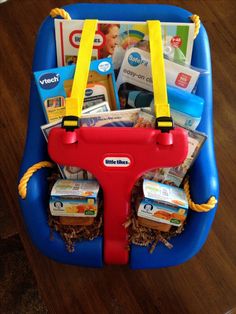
<box><xmin>54</xmin><ymin>19</ymin><xmax>195</xmax><ymax>68</ymax></box>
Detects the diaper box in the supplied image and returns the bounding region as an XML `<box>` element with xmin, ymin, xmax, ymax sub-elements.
<box><xmin>49</xmin><ymin>180</ymin><xmax>100</xmax><ymax>217</ymax></box>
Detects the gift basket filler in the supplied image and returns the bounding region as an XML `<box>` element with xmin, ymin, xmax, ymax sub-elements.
<box><xmin>18</xmin><ymin>3</ymin><xmax>219</xmax><ymax>269</ymax></box>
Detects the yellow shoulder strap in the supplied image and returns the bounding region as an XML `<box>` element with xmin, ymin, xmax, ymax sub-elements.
<box><xmin>63</xmin><ymin>19</ymin><xmax>172</xmax><ymax>131</ymax></box>
<box><xmin>63</xmin><ymin>19</ymin><xmax>97</xmax><ymax>129</ymax></box>
<box><xmin>147</xmin><ymin>20</ymin><xmax>172</xmax><ymax>130</ymax></box>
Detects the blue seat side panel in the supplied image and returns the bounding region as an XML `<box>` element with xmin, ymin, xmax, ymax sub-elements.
<box><xmin>18</xmin><ymin>10</ymin><xmax>103</xmax><ymax>267</ymax></box>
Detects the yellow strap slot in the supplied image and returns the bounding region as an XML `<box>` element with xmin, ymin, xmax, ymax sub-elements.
<box><xmin>147</xmin><ymin>20</ymin><xmax>170</xmax><ymax>119</ymax></box>
<box><xmin>66</xmin><ymin>19</ymin><xmax>98</xmax><ymax>118</ymax></box>
<box><xmin>63</xmin><ymin>120</ymin><xmax>78</xmax><ymax>127</ymax></box>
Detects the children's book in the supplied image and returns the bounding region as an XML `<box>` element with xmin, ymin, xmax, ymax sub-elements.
<box><xmin>54</xmin><ymin>19</ymin><xmax>195</xmax><ymax>69</ymax></box>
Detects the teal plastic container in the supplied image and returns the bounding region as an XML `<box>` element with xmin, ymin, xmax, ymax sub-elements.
<box><xmin>167</xmin><ymin>85</ymin><xmax>204</xmax><ymax>129</ymax></box>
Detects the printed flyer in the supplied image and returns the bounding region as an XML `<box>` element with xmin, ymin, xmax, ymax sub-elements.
<box><xmin>54</xmin><ymin>19</ymin><xmax>195</xmax><ymax>68</ymax></box>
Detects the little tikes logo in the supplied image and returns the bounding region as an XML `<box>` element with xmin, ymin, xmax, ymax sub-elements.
<box><xmin>128</xmin><ymin>52</ymin><xmax>148</xmax><ymax>67</ymax></box>
<box><xmin>69</xmin><ymin>30</ymin><xmax>105</xmax><ymax>49</ymax></box>
<box><xmin>39</xmin><ymin>73</ymin><xmax>60</xmax><ymax>90</ymax></box>
<box><xmin>103</xmin><ymin>157</ymin><xmax>131</xmax><ymax>168</ymax></box>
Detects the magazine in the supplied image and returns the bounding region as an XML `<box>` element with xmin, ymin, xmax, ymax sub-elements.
<box><xmin>54</xmin><ymin>19</ymin><xmax>195</xmax><ymax>69</ymax></box>
<box><xmin>134</xmin><ymin>110</ymin><xmax>207</xmax><ymax>186</ymax></box>
<box><xmin>161</xmin><ymin>123</ymin><xmax>207</xmax><ymax>187</ymax></box>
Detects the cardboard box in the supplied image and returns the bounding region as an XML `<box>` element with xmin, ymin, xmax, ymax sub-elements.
<box><xmin>50</xmin><ymin>180</ymin><xmax>100</xmax><ymax>217</ymax></box>
<box><xmin>137</xmin><ymin>179</ymin><xmax>188</xmax><ymax>227</ymax></box>
<box><xmin>116</xmin><ymin>47</ymin><xmax>200</xmax><ymax>98</ymax></box>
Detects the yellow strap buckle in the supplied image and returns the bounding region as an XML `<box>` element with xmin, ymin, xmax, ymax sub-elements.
<box><xmin>148</xmin><ymin>20</ymin><xmax>173</xmax><ymax>132</ymax></box>
<box><xmin>62</xmin><ymin>115</ymin><xmax>80</xmax><ymax>131</ymax></box>
<box><xmin>155</xmin><ymin>116</ymin><xmax>174</xmax><ymax>132</ymax></box>
<box><xmin>63</xmin><ymin>19</ymin><xmax>98</xmax><ymax>131</ymax></box>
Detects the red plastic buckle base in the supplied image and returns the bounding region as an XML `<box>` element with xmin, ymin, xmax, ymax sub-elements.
<box><xmin>62</xmin><ymin>116</ymin><xmax>81</xmax><ymax>144</ymax></box>
<box><xmin>63</xmin><ymin>131</ymin><xmax>78</xmax><ymax>144</ymax></box>
<box><xmin>156</xmin><ymin>132</ymin><xmax>173</xmax><ymax>145</ymax></box>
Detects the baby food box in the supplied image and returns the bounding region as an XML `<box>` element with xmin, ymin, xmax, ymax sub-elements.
<box><xmin>137</xmin><ymin>179</ymin><xmax>188</xmax><ymax>227</ymax></box>
<box><xmin>49</xmin><ymin>179</ymin><xmax>100</xmax><ymax>217</ymax></box>
<box><xmin>54</xmin><ymin>19</ymin><xmax>195</xmax><ymax>68</ymax></box>
<box><xmin>34</xmin><ymin>58</ymin><xmax>120</xmax><ymax>123</ymax></box>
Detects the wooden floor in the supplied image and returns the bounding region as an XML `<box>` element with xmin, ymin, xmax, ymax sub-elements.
<box><xmin>1</xmin><ymin>0</ymin><xmax>236</xmax><ymax>313</ymax></box>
